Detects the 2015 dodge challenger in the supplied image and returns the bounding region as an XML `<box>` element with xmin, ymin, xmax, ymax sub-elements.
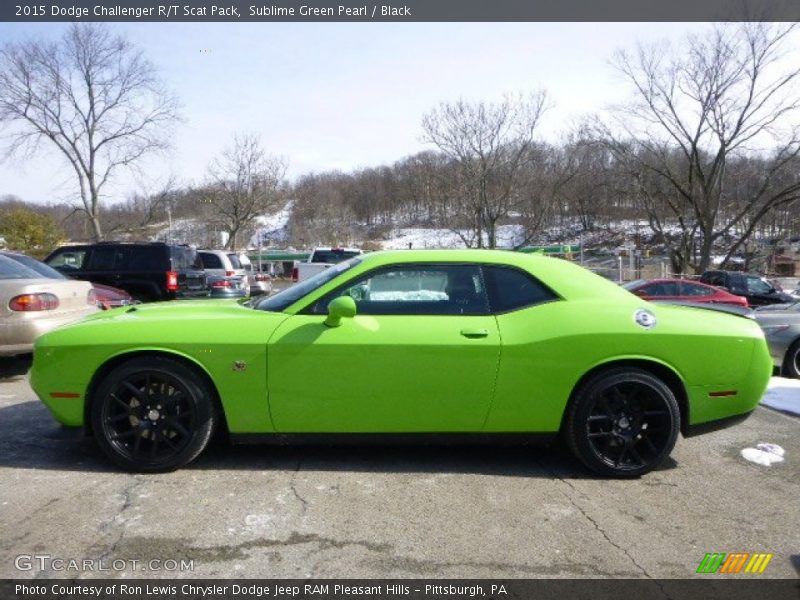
<box><xmin>30</xmin><ymin>250</ymin><xmax>772</xmax><ymax>476</ymax></box>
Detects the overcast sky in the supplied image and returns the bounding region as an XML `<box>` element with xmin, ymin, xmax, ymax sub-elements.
<box><xmin>0</xmin><ymin>22</ymin><xmax>714</xmax><ymax>204</ymax></box>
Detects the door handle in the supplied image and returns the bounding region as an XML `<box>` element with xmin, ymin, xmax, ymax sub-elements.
<box><xmin>460</xmin><ymin>328</ymin><xmax>489</xmax><ymax>339</ymax></box>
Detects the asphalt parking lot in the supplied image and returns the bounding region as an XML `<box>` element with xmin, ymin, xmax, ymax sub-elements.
<box><xmin>0</xmin><ymin>356</ymin><xmax>798</xmax><ymax>580</ymax></box>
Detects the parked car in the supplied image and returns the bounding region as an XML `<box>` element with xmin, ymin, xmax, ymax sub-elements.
<box><xmin>2</xmin><ymin>250</ymin><xmax>134</xmax><ymax>310</ymax></box>
<box><xmin>292</xmin><ymin>247</ymin><xmax>363</xmax><ymax>282</ymax></box>
<box><xmin>207</xmin><ymin>274</ymin><xmax>249</xmax><ymax>299</ymax></box>
<box><xmin>699</xmin><ymin>270</ymin><xmax>795</xmax><ymax>306</ymax></box>
<box><xmin>753</xmin><ymin>302</ymin><xmax>800</xmax><ymax>378</ymax></box>
<box><xmin>623</xmin><ymin>278</ymin><xmax>749</xmax><ymax>307</ymax></box>
<box><xmin>198</xmin><ymin>250</ymin><xmax>249</xmax><ymax>297</ymax></box>
<box><xmin>45</xmin><ymin>242</ymin><xmax>208</xmax><ymax>302</ymax></box>
<box><xmin>236</xmin><ymin>253</ymin><xmax>272</xmax><ymax>296</ymax></box>
<box><xmin>31</xmin><ymin>249</ymin><xmax>771</xmax><ymax>476</ymax></box>
<box><xmin>92</xmin><ymin>283</ymin><xmax>135</xmax><ymax>309</ymax></box>
<box><xmin>0</xmin><ymin>254</ymin><xmax>99</xmax><ymax>357</ymax></box>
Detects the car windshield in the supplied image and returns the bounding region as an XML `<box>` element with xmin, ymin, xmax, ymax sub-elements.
<box><xmin>0</xmin><ymin>254</ymin><xmax>42</xmax><ymax>280</ymax></box>
<box><xmin>252</xmin><ymin>257</ymin><xmax>362</xmax><ymax>312</ymax></box>
<box><xmin>3</xmin><ymin>253</ymin><xmax>66</xmax><ymax>279</ymax></box>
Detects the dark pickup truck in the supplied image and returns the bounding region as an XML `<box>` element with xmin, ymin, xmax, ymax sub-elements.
<box><xmin>45</xmin><ymin>242</ymin><xmax>208</xmax><ymax>302</ymax></box>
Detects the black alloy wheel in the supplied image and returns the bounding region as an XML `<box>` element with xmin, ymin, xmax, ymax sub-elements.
<box><xmin>91</xmin><ymin>357</ymin><xmax>218</xmax><ymax>472</ymax></box>
<box><xmin>566</xmin><ymin>368</ymin><xmax>680</xmax><ymax>478</ymax></box>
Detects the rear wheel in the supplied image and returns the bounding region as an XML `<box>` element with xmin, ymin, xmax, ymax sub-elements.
<box><xmin>565</xmin><ymin>368</ymin><xmax>680</xmax><ymax>478</ymax></box>
<box><xmin>782</xmin><ymin>340</ymin><xmax>800</xmax><ymax>379</ymax></box>
<box><xmin>90</xmin><ymin>356</ymin><xmax>218</xmax><ymax>472</ymax></box>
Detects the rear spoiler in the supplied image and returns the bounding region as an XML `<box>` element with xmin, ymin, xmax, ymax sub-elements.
<box><xmin>651</xmin><ymin>300</ymin><xmax>754</xmax><ymax>319</ymax></box>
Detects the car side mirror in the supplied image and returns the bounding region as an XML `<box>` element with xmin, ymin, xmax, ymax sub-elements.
<box><xmin>324</xmin><ymin>296</ymin><xmax>357</xmax><ymax>328</ymax></box>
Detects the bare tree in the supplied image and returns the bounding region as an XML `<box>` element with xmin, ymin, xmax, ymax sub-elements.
<box><xmin>601</xmin><ymin>22</ymin><xmax>800</xmax><ymax>273</ymax></box>
<box><xmin>421</xmin><ymin>92</ymin><xmax>549</xmax><ymax>248</ymax></box>
<box><xmin>0</xmin><ymin>24</ymin><xmax>180</xmax><ymax>241</ymax></box>
<box><xmin>203</xmin><ymin>134</ymin><xmax>286</xmax><ymax>250</ymax></box>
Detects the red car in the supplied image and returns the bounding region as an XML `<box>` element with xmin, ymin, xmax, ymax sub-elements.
<box><xmin>92</xmin><ymin>283</ymin><xmax>135</xmax><ymax>309</ymax></box>
<box><xmin>623</xmin><ymin>278</ymin><xmax>749</xmax><ymax>307</ymax></box>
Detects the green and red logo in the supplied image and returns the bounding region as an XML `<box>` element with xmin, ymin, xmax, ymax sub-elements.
<box><xmin>696</xmin><ymin>552</ymin><xmax>773</xmax><ymax>574</ymax></box>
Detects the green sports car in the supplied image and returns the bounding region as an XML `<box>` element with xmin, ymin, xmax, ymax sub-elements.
<box><xmin>30</xmin><ymin>249</ymin><xmax>772</xmax><ymax>477</ymax></box>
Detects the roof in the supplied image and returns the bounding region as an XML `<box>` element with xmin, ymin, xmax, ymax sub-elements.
<box><xmin>348</xmin><ymin>249</ymin><xmax>634</xmax><ymax>303</ymax></box>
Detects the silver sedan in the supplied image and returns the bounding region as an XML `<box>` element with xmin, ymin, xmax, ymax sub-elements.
<box><xmin>0</xmin><ymin>254</ymin><xmax>100</xmax><ymax>357</ymax></box>
<box><xmin>754</xmin><ymin>302</ymin><xmax>800</xmax><ymax>378</ymax></box>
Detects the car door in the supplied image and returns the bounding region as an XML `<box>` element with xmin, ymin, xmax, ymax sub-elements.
<box><xmin>267</xmin><ymin>264</ymin><xmax>501</xmax><ymax>432</ymax></box>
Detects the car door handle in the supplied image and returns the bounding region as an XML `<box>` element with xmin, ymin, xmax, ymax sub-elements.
<box><xmin>460</xmin><ymin>328</ymin><xmax>489</xmax><ymax>339</ymax></box>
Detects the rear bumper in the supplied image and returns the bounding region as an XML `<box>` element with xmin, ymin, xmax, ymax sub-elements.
<box><xmin>0</xmin><ymin>307</ymin><xmax>98</xmax><ymax>357</ymax></box>
<box><xmin>685</xmin><ymin>338</ymin><xmax>772</xmax><ymax>429</ymax></box>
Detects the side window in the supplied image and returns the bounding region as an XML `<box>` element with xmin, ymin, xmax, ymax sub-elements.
<box><xmin>706</xmin><ymin>273</ymin><xmax>725</xmax><ymax>287</ymax></box>
<box><xmin>646</xmin><ymin>281</ymin><xmax>680</xmax><ymax>296</ymax></box>
<box><xmin>681</xmin><ymin>282</ymin><xmax>713</xmax><ymax>297</ymax></box>
<box><xmin>46</xmin><ymin>249</ymin><xmax>87</xmax><ymax>271</ymax></box>
<box><xmin>86</xmin><ymin>246</ymin><xmax>124</xmax><ymax>271</ymax></box>
<box><xmin>128</xmin><ymin>246</ymin><xmax>165</xmax><ymax>271</ymax></box>
<box><xmin>311</xmin><ymin>265</ymin><xmax>490</xmax><ymax>316</ymax></box>
<box><xmin>747</xmin><ymin>276</ymin><xmax>771</xmax><ymax>295</ymax></box>
<box><xmin>200</xmin><ymin>253</ymin><xmax>223</xmax><ymax>269</ymax></box>
<box><xmin>483</xmin><ymin>266</ymin><xmax>557</xmax><ymax>312</ymax></box>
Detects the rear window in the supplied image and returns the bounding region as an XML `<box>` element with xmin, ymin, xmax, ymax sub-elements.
<box><xmin>4</xmin><ymin>253</ymin><xmax>65</xmax><ymax>279</ymax></box>
<box><xmin>171</xmin><ymin>246</ymin><xmax>202</xmax><ymax>270</ymax></box>
<box><xmin>310</xmin><ymin>249</ymin><xmax>361</xmax><ymax>264</ymax></box>
<box><xmin>0</xmin><ymin>255</ymin><xmax>40</xmax><ymax>279</ymax></box>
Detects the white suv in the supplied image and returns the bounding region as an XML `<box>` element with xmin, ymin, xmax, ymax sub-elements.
<box><xmin>198</xmin><ymin>250</ymin><xmax>271</xmax><ymax>296</ymax></box>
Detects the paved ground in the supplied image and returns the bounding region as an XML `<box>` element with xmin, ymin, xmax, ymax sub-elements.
<box><xmin>0</xmin><ymin>356</ymin><xmax>798</xmax><ymax>579</ymax></box>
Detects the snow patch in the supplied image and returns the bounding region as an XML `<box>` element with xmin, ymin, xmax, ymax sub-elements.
<box><xmin>248</xmin><ymin>201</ymin><xmax>293</xmax><ymax>247</ymax></box>
<box><xmin>740</xmin><ymin>443</ymin><xmax>785</xmax><ymax>467</ymax></box>
<box><xmin>761</xmin><ymin>377</ymin><xmax>800</xmax><ymax>415</ymax></box>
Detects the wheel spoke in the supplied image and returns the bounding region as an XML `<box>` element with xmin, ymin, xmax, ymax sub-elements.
<box><xmin>108</xmin><ymin>412</ymin><xmax>132</xmax><ymax>424</ymax></box>
<box><xmin>110</xmin><ymin>429</ymin><xmax>135</xmax><ymax>441</ymax></box>
<box><xmin>628</xmin><ymin>444</ymin><xmax>645</xmax><ymax>466</ymax></box>
<box><xmin>161</xmin><ymin>434</ymin><xmax>179</xmax><ymax>450</ymax></box>
<box><xmin>641</xmin><ymin>435</ymin><xmax>659</xmax><ymax>455</ymax></box>
<box><xmin>132</xmin><ymin>433</ymin><xmax>142</xmax><ymax>455</ymax></box>
<box><xmin>588</xmin><ymin>415</ymin><xmax>612</xmax><ymax>422</ymax></box>
<box><xmin>111</xmin><ymin>394</ymin><xmax>133</xmax><ymax>412</ymax></box>
<box><xmin>150</xmin><ymin>433</ymin><xmax>160</xmax><ymax>458</ymax></box>
<box><xmin>165</xmin><ymin>418</ymin><xmax>190</xmax><ymax>438</ymax></box>
<box><xmin>615</xmin><ymin>446</ymin><xmax>628</xmax><ymax>467</ymax></box>
<box><xmin>122</xmin><ymin>381</ymin><xmax>145</xmax><ymax>401</ymax></box>
<box><xmin>588</xmin><ymin>431</ymin><xmax>614</xmax><ymax>438</ymax></box>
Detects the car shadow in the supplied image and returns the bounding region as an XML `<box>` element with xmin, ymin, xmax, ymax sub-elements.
<box><xmin>0</xmin><ymin>399</ymin><xmax>678</xmax><ymax>479</ymax></box>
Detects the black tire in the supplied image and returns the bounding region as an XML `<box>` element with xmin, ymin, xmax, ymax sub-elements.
<box><xmin>90</xmin><ymin>356</ymin><xmax>218</xmax><ymax>472</ymax></box>
<box><xmin>781</xmin><ymin>340</ymin><xmax>800</xmax><ymax>379</ymax></box>
<box><xmin>565</xmin><ymin>368</ymin><xmax>680</xmax><ymax>478</ymax></box>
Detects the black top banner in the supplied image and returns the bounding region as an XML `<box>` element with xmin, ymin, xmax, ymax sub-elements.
<box><xmin>3</xmin><ymin>0</ymin><xmax>800</xmax><ymax>22</ymax></box>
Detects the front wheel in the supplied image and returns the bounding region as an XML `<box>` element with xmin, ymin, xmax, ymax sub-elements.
<box><xmin>90</xmin><ymin>356</ymin><xmax>218</xmax><ymax>472</ymax></box>
<box><xmin>565</xmin><ymin>368</ymin><xmax>680</xmax><ymax>478</ymax></box>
